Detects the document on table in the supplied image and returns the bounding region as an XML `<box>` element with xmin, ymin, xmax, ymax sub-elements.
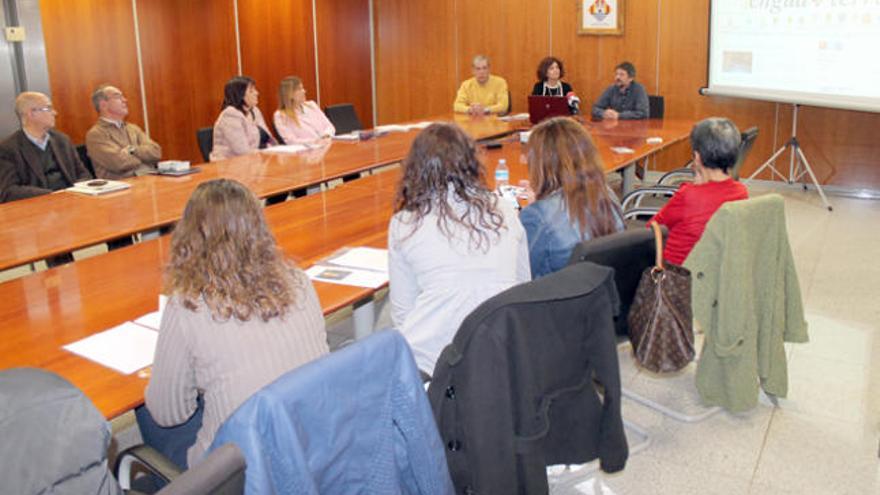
<box><xmin>306</xmin><ymin>264</ymin><xmax>388</xmax><ymax>288</ymax></box>
<box><xmin>332</xmin><ymin>132</ymin><xmax>360</xmax><ymax>141</ymax></box>
<box><xmin>325</xmin><ymin>247</ymin><xmax>388</xmax><ymax>272</ymax></box>
<box><xmin>133</xmin><ymin>295</ymin><xmax>168</xmax><ymax>330</ymax></box>
<box><xmin>610</xmin><ymin>146</ymin><xmax>635</xmax><ymax>154</ymax></box>
<box><xmin>63</xmin><ymin>322</ymin><xmax>158</xmax><ymax>375</ymax></box>
<box><xmin>306</xmin><ymin>247</ymin><xmax>389</xmax><ymax>288</ymax></box>
<box><xmin>263</xmin><ymin>144</ymin><xmax>310</xmax><ymax>154</ymax></box>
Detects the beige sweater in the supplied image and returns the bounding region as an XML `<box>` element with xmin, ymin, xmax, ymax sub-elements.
<box><xmin>144</xmin><ymin>274</ymin><xmax>329</xmax><ymax>467</ymax></box>
<box><xmin>85</xmin><ymin>119</ymin><xmax>161</xmax><ymax>179</ymax></box>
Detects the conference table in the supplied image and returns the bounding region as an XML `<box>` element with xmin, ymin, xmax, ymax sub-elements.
<box><xmin>0</xmin><ymin>114</ymin><xmax>525</xmax><ymax>272</ymax></box>
<box><xmin>0</xmin><ymin>115</ymin><xmax>695</xmax><ymax>418</ymax></box>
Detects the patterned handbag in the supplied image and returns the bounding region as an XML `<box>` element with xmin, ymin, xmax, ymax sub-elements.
<box><xmin>627</xmin><ymin>221</ymin><xmax>694</xmax><ymax>373</ymax></box>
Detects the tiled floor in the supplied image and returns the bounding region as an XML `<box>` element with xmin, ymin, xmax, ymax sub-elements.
<box><xmin>552</xmin><ymin>183</ymin><xmax>880</xmax><ymax>494</ymax></box>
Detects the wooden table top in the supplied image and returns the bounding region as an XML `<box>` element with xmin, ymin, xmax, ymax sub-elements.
<box><xmin>0</xmin><ymin>114</ymin><xmax>524</xmax><ymax>272</ymax></box>
<box><xmin>0</xmin><ymin>173</ymin><xmax>395</xmax><ymax>418</ymax></box>
<box><xmin>0</xmin><ymin>117</ymin><xmax>695</xmax><ymax>418</ymax></box>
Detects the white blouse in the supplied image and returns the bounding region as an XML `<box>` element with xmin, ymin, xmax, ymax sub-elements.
<box><xmin>388</xmin><ymin>193</ymin><xmax>531</xmax><ymax>373</ymax></box>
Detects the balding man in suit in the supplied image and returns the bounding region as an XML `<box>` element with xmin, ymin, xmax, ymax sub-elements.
<box><xmin>0</xmin><ymin>91</ymin><xmax>91</xmax><ymax>203</ymax></box>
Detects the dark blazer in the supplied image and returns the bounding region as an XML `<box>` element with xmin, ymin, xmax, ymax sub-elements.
<box><xmin>0</xmin><ymin>129</ymin><xmax>91</xmax><ymax>203</ymax></box>
<box><xmin>531</xmin><ymin>81</ymin><xmax>573</xmax><ymax>97</ymax></box>
<box><xmin>428</xmin><ymin>262</ymin><xmax>628</xmax><ymax>495</ymax></box>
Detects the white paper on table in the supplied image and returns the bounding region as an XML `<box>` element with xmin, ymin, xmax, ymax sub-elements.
<box><xmin>326</xmin><ymin>247</ymin><xmax>388</xmax><ymax>272</ymax></box>
<box><xmin>374</xmin><ymin>124</ymin><xmax>410</xmax><ymax>133</ymax></box>
<box><xmin>332</xmin><ymin>133</ymin><xmax>360</xmax><ymax>141</ymax></box>
<box><xmin>132</xmin><ymin>294</ymin><xmax>168</xmax><ymax>330</ymax></box>
<box><xmin>63</xmin><ymin>322</ymin><xmax>158</xmax><ymax>375</ymax></box>
<box><xmin>408</xmin><ymin>121</ymin><xmax>434</xmax><ymax>129</ymax></box>
<box><xmin>306</xmin><ymin>264</ymin><xmax>388</xmax><ymax>289</ymax></box>
<box><xmin>610</xmin><ymin>146</ymin><xmax>635</xmax><ymax>154</ymax></box>
<box><xmin>134</xmin><ymin>311</ymin><xmax>162</xmax><ymax>330</ymax></box>
<box><xmin>499</xmin><ymin>113</ymin><xmax>529</xmax><ymax>121</ymax></box>
<box><xmin>263</xmin><ymin>144</ymin><xmax>309</xmax><ymax>154</ymax></box>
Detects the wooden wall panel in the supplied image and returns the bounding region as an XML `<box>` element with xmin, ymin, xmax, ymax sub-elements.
<box><xmin>456</xmin><ymin>0</ymin><xmax>550</xmax><ymax>116</ymax></box>
<box><xmin>552</xmin><ymin>0</ymin><xmax>661</xmax><ymax>106</ymax></box>
<box><xmin>316</xmin><ymin>0</ymin><xmax>374</xmax><ymax>127</ymax></box>
<box><xmin>137</xmin><ymin>0</ymin><xmax>238</xmax><ymax>163</ymax></box>
<box><xmin>40</xmin><ymin>0</ymin><xmax>144</xmax><ymax>145</ymax></box>
<box><xmin>238</xmin><ymin>0</ymin><xmax>317</xmax><ymax>126</ymax></box>
<box><xmin>373</xmin><ymin>0</ymin><xmax>457</xmax><ymax>124</ymax></box>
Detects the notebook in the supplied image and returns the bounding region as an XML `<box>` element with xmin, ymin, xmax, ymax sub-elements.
<box><xmin>528</xmin><ymin>95</ymin><xmax>571</xmax><ymax>124</ymax></box>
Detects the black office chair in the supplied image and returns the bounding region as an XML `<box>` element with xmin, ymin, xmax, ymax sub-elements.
<box><xmin>323</xmin><ymin>103</ymin><xmax>363</xmax><ymax>135</ymax></box>
<box><xmin>568</xmin><ymin>227</ymin><xmax>666</xmax><ymax>337</ymax></box>
<box><xmin>76</xmin><ymin>144</ymin><xmax>96</xmax><ymax>178</ymax></box>
<box><xmin>196</xmin><ymin>127</ymin><xmax>213</xmax><ymax>162</ymax></box>
<box><xmin>117</xmin><ymin>443</ymin><xmax>246</xmax><ymax>495</ymax></box>
<box><xmin>648</xmin><ymin>95</ymin><xmax>665</xmax><ymax>119</ymax></box>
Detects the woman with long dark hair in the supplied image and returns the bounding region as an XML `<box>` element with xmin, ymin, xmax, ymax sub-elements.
<box><xmin>520</xmin><ymin>117</ymin><xmax>624</xmax><ymax>278</ymax></box>
<box><xmin>210</xmin><ymin>76</ymin><xmax>276</xmax><ymax>161</ymax></box>
<box><xmin>388</xmin><ymin>123</ymin><xmax>530</xmax><ymax>374</ymax></box>
<box><xmin>140</xmin><ymin>179</ymin><xmax>328</xmax><ymax>468</ymax></box>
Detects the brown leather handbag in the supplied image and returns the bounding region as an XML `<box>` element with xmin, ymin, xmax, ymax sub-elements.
<box><xmin>627</xmin><ymin>221</ymin><xmax>695</xmax><ymax>373</ymax></box>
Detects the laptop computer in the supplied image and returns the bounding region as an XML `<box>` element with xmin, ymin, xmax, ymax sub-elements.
<box><xmin>528</xmin><ymin>95</ymin><xmax>570</xmax><ymax>124</ymax></box>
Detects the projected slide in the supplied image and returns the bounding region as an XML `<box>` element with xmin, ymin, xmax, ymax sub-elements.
<box><xmin>707</xmin><ymin>0</ymin><xmax>880</xmax><ymax>112</ymax></box>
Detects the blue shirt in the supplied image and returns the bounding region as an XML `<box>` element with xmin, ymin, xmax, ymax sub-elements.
<box><xmin>520</xmin><ymin>190</ymin><xmax>625</xmax><ymax>279</ymax></box>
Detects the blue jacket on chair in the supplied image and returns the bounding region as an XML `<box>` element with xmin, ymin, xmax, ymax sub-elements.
<box><xmin>209</xmin><ymin>330</ymin><xmax>453</xmax><ymax>495</ymax></box>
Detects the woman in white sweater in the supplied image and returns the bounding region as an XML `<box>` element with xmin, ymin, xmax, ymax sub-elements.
<box><xmin>388</xmin><ymin>123</ymin><xmax>531</xmax><ymax>375</ymax></box>
<box><xmin>138</xmin><ymin>178</ymin><xmax>328</xmax><ymax>469</ymax></box>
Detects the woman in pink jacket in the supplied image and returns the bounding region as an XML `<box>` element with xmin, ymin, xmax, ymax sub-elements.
<box><xmin>209</xmin><ymin>76</ymin><xmax>276</xmax><ymax>161</ymax></box>
<box><xmin>273</xmin><ymin>76</ymin><xmax>335</xmax><ymax>145</ymax></box>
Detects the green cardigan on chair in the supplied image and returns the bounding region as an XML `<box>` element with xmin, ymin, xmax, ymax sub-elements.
<box><xmin>684</xmin><ymin>194</ymin><xmax>809</xmax><ymax>413</ymax></box>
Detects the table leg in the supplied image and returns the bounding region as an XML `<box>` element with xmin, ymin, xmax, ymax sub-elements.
<box><xmin>352</xmin><ymin>296</ymin><xmax>375</xmax><ymax>340</ymax></box>
<box><xmin>621</xmin><ymin>163</ymin><xmax>637</xmax><ymax>195</ymax></box>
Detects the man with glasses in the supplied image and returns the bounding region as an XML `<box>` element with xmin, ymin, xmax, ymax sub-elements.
<box><xmin>86</xmin><ymin>84</ymin><xmax>160</xmax><ymax>179</ymax></box>
<box><xmin>0</xmin><ymin>91</ymin><xmax>91</xmax><ymax>203</ymax></box>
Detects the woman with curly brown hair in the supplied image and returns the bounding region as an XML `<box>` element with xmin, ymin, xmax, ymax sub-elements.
<box><xmin>388</xmin><ymin>123</ymin><xmax>530</xmax><ymax>375</ymax></box>
<box><xmin>531</xmin><ymin>56</ymin><xmax>573</xmax><ymax>98</ymax></box>
<box><xmin>139</xmin><ymin>179</ymin><xmax>328</xmax><ymax>469</ymax></box>
<box><xmin>520</xmin><ymin>117</ymin><xmax>624</xmax><ymax>278</ymax></box>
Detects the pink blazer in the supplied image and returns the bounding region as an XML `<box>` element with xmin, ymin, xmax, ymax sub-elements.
<box><xmin>273</xmin><ymin>102</ymin><xmax>336</xmax><ymax>145</ymax></box>
<box><xmin>210</xmin><ymin>106</ymin><xmax>273</xmax><ymax>162</ymax></box>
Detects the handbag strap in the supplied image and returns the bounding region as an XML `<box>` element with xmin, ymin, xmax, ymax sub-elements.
<box><xmin>649</xmin><ymin>221</ymin><xmax>664</xmax><ymax>270</ymax></box>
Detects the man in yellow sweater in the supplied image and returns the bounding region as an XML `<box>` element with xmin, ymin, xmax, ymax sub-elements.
<box><xmin>453</xmin><ymin>55</ymin><xmax>509</xmax><ymax>116</ymax></box>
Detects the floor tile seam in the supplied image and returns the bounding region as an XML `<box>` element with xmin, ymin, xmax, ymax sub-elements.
<box><xmin>747</xmin><ymin>404</ymin><xmax>778</xmax><ymax>491</ymax></box>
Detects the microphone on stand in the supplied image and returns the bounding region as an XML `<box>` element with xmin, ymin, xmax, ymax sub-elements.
<box><xmin>566</xmin><ymin>91</ymin><xmax>581</xmax><ymax>115</ymax></box>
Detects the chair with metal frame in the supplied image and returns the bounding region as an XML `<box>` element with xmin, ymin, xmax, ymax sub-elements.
<box><xmin>621</xmin><ymin>126</ymin><xmax>759</xmax><ymax>221</ymax></box>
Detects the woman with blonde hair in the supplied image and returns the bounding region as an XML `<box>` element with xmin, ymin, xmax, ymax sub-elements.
<box><xmin>389</xmin><ymin>123</ymin><xmax>530</xmax><ymax>375</ymax></box>
<box><xmin>520</xmin><ymin>117</ymin><xmax>624</xmax><ymax>278</ymax></box>
<box><xmin>273</xmin><ymin>76</ymin><xmax>335</xmax><ymax>145</ymax></box>
<box><xmin>138</xmin><ymin>178</ymin><xmax>328</xmax><ymax>469</ymax></box>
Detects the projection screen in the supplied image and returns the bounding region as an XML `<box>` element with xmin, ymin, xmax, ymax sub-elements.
<box><xmin>703</xmin><ymin>0</ymin><xmax>880</xmax><ymax>113</ymax></box>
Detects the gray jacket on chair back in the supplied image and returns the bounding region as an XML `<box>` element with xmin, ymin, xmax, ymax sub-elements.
<box><xmin>0</xmin><ymin>368</ymin><xmax>122</xmax><ymax>495</ymax></box>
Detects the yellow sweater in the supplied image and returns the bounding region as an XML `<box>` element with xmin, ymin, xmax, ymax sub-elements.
<box><xmin>453</xmin><ymin>75</ymin><xmax>509</xmax><ymax>114</ymax></box>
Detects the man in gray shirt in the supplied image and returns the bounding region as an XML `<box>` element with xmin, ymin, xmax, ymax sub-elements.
<box><xmin>591</xmin><ymin>61</ymin><xmax>650</xmax><ymax>120</ymax></box>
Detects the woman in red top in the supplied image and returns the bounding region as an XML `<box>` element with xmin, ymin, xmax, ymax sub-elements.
<box><xmin>651</xmin><ymin>117</ymin><xmax>749</xmax><ymax>265</ymax></box>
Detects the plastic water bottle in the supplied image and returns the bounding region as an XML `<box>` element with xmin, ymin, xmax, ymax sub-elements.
<box><xmin>495</xmin><ymin>158</ymin><xmax>509</xmax><ymax>188</ymax></box>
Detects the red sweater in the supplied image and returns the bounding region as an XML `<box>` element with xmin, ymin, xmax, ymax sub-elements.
<box><xmin>650</xmin><ymin>179</ymin><xmax>748</xmax><ymax>265</ymax></box>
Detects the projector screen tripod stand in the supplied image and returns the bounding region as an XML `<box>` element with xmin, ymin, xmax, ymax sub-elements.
<box><xmin>745</xmin><ymin>104</ymin><xmax>832</xmax><ymax>211</ymax></box>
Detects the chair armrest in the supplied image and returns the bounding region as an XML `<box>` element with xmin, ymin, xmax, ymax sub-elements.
<box><xmin>623</xmin><ymin>207</ymin><xmax>661</xmax><ymax>221</ymax></box>
<box><xmin>657</xmin><ymin>166</ymin><xmax>695</xmax><ymax>186</ymax></box>
<box><xmin>116</xmin><ymin>444</ymin><xmax>183</xmax><ymax>490</ymax></box>
<box><xmin>621</xmin><ymin>186</ymin><xmax>677</xmax><ymax>211</ymax></box>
